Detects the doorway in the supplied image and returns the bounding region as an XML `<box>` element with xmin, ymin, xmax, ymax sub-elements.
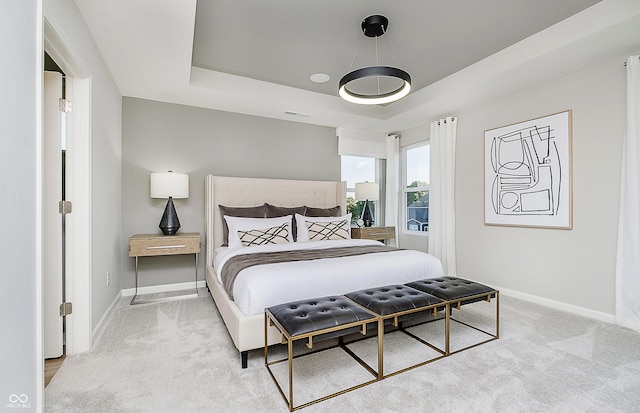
<box><xmin>44</xmin><ymin>13</ymin><xmax>94</xmax><ymax>358</ymax></box>
<box><xmin>43</xmin><ymin>53</ymin><xmax>67</xmax><ymax>367</ymax></box>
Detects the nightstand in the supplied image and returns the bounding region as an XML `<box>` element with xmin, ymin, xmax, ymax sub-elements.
<box><xmin>351</xmin><ymin>226</ymin><xmax>396</xmax><ymax>243</ymax></box>
<box><xmin>128</xmin><ymin>232</ymin><xmax>201</xmax><ymax>305</ymax></box>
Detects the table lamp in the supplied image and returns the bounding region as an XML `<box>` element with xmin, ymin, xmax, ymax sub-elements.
<box><xmin>150</xmin><ymin>171</ymin><xmax>189</xmax><ymax>235</ymax></box>
<box><xmin>355</xmin><ymin>181</ymin><xmax>379</xmax><ymax>227</ymax></box>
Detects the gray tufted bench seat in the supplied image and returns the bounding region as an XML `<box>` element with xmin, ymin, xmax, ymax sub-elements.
<box><xmin>406</xmin><ymin>276</ymin><xmax>499</xmax><ymax>354</ymax></box>
<box><xmin>264</xmin><ymin>295</ymin><xmax>383</xmax><ymax>411</ymax></box>
<box><xmin>345</xmin><ymin>284</ymin><xmax>449</xmax><ymax>376</ymax></box>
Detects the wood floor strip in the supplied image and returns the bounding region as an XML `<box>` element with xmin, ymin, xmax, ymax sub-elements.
<box><xmin>45</xmin><ymin>354</ymin><xmax>65</xmax><ymax>387</ymax></box>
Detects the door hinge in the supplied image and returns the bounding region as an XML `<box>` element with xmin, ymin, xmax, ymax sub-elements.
<box><xmin>59</xmin><ymin>200</ymin><xmax>72</xmax><ymax>215</ymax></box>
<box><xmin>59</xmin><ymin>302</ymin><xmax>72</xmax><ymax>317</ymax></box>
<box><xmin>59</xmin><ymin>98</ymin><xmax>72</xmax><ymax>113</ymax></box>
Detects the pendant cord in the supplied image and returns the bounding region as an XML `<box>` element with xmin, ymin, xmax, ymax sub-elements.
<box><xmin>347</xmin><ymin>48</ymin><xmax>359</xmax><ymax>72</ymax></box>
<box><xmin>375</xmin><ymin>35</ymin><xmax>380</xmax><ymax>93</ymax></box>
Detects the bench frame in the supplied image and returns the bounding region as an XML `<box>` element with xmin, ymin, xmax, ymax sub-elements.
<box><xmin>264</xmin><ymin>279</ymin><xmax>500</xmax><ymax>411</ymax></box>
<box><xmin>379</xmin><ymin>301</ymin><xmax>450</xmax><ymax>377</ymax></box>
<box><xmin>264</xmin><ymin>307</ymin><xmax>383</xmax><ymax>412</ymax></box>
<box><xmin>446</xmin><ymin>290</ymin><xmax>500</xmax><ymax>355</ymax></box>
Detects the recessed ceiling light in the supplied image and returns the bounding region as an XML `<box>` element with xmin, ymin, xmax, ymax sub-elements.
<box><xmin>310</xmin><ymin>73</ymin><xmax>330</xmax><ymax>83</ymax></box>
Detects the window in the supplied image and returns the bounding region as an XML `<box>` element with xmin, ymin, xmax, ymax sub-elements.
<box><xmin>403</xmin><ymin>143</ymin><xmax>429</xmax><ymax>233</ymax></box>
<box><xmin>341</xmin><ymin>155</ymin><xmax>378</xmax><ymax>225</ymax></box>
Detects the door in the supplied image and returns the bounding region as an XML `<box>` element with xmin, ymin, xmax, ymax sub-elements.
<box><xmin>43</xmin><ymin>71</ymin><xmax>64</xmax><ymax>359</ymax></box>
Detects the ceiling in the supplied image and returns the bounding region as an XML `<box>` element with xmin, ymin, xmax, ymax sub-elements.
<box><xmin>192</xmin><ymin>0</ymin><xmax>599</xmax><ymax>97</ymax></box>
<box><xmin>73</xmin><ymin>0</ymin><xmax>640</xmax><ymax>132</ymax></box>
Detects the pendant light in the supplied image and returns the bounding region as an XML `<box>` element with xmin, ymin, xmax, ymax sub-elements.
<box><xmin>339</xmin><ymin>15</ymin><xmax>412</xmax><ymax>105</ymax></box>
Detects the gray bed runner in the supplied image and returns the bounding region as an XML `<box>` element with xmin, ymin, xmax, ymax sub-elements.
<box><xmin>221</xmin><ymin>245</ymin><xmax>398</xmax><ymax>299</ymax></box>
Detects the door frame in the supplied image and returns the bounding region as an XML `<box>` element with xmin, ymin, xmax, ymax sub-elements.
<box><xmin>43</xmin><ymin>12</ymin><xmax>92</xmax><ymax>354</ymax></box>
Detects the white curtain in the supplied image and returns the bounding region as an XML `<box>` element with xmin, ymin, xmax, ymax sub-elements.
<box><xmin>615</xmin><ymin>55</ymin><xmax>640</xmax><ymax>333</ymax></box>
<box><xmin>428</xmin><ymin>117</ymin><xmax>457</xmax><ymax>275</ymax></box>
<box><xmin>385</xmin><ymin>135</ymin><xmax>400</xmax><ymax>246</ymax></box>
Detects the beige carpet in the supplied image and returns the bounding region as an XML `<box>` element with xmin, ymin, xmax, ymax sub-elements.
<box><xmin>45</xmin><ymin>290</ymin><xmax>640</xmax><ymax>412</ymax></box>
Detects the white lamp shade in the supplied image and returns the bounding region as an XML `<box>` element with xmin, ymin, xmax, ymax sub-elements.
<box><xmin>355</xmin><ymin>182</ymin><xmax>379</xmax><ymax>201</ymax></box>
<box><xmin>150</xmin><ymin>172</ymin><xmax>189</xmax><ymax>199</ymax></box>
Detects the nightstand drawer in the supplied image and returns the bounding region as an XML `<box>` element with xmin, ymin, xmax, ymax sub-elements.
<box><xmin>351</xmin><ymin>226</ymin><xmax>396</xmax><ymax>241</ymax></box>
<box><xmin>129</xmin><ymin>233</ymin><xmax>201</xmax><ymax>257</ymax></box>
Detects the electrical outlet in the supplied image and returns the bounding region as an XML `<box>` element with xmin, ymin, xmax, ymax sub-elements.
<box><xmin>107</xmin><ymin>272</ymin><xmax>111</xmax><ymax>286</ymax></box>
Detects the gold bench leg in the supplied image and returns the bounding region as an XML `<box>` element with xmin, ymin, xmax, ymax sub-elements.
<box><xmin>378</xmin><ymin>318</ymin><xmax>384</xmax><ymax>379</ymax></box>
<box><xmin>288</xmin><ymin>339</ymin><xmax>294</xmax><ymax>412</ymax></box>
<box><xmin>445</xmin><ymin>302</ymin><xmax>451</xmax><ymax>355</ymax></box>
<box><xmin>496</xmin><ymin>292</ymin><xmax>500</xmax><ymax>339</ymax></box>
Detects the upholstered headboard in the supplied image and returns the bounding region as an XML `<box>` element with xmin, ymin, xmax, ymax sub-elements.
<box><xmin>205</xmin><ymin>175</ymin><xmax>347</xmax><ymax>267</ymax></box>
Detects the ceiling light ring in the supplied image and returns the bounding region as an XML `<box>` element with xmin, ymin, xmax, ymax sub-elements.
<box><xmin>338</xmin><ymin>15</ymin><xmax>412</xmax><ymax>105</ymax></box>
<box><xmin>339</xmin><ymin>66</ymin><xmax>411</xmax><ymax>105</ymax></box>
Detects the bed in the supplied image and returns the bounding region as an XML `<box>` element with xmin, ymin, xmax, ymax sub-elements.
<box><xmin>204</xmin><ymin>175</ymin><xmax>444</xmax><ymax>367</ymax></box>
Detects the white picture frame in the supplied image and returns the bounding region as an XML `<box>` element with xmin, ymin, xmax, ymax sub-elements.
<box><xmin>484</xmin><ymin>110</ymin><xmax>572</xmax><ymax>229</ymax></box>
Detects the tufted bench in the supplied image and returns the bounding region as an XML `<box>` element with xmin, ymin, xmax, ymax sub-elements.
<box><xmin>406</xmin><ymin>276</ymin><xmax>499</xmax><ymax>354</ymax></box>
<box><xmin>264</xmin><ymin>278</ymin><xmax>499</xmax><ymax>410</ymax></box>
<box><xmin>345</xmin><ymin>284</ymin><xmax>449</xmax><ymax>377</ymax></box>
<box><xmin>264</xmin><ymin>295</ymin><xmax>383</xmax><ymax>411</ymax></box>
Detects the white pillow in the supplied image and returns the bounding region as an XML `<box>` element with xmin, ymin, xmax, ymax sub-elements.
<box><xmin>295</xmin><ymin>213</ymin><xmax>352</xmax><ymax>242</ymax></box>
<box><xmin>224</xmin><ymin>215</ymin><xmax>293</xmax><ymax>248</ymax></box>
<box><xmin>237</xmin><ymin>223</ymin><xmax>291</xmax><ymax>247</ymax></box>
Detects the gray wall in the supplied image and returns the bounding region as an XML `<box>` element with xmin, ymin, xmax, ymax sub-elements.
<box><xmin>121</xmin><ymin>98</ymin><xmax>339</xmax><ymax>289</ymax></box>
<box><xmin>401</xmin><ymin>56</ymin><xmax>629</xmax><ymax>317</ymax></box>
<box><xmin>1</xmin><ymin>1</ymin><xmax>40</xmax><ymax>410</ymax></box>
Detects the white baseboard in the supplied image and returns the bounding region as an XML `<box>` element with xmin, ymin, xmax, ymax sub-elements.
<box><xmin>496</xmin><ymin>285</ymin><xmax>616</xmax><ymax>324</ymax></box>
<box><xmin>91</xmin><ymin>289</ymin><xmax>123</xmax><ymax>347</ymax></box>
<box><xmin>121</xmin><ymin>280</ymin><xmax>208</xmax><ymax>297</ymax></box>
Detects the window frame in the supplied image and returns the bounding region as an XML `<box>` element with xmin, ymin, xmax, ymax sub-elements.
<box><xmin>402</xmin><ymin>141</ymin><xmax>430</xmax><ymax>236</ymax></box>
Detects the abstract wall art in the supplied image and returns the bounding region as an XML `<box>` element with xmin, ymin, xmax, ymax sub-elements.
<box><xmin>484</xmin><ymin>110</ymin><xmax>572</xmax><ymax>229</ymax></box>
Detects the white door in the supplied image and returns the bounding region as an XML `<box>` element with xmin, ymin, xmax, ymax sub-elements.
<box><xmin>43</xmin><ymin>71</ymin><xmax>64</xmax><ymax>359</ymax></box>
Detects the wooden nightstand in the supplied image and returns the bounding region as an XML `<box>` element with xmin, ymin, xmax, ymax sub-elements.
<box><xmin>128</xmin><ymin>232</ymin><xmax>201</xmax><ymax>304</ymax></box>
<box><xmin>351</xmin><ymin>226</ymin><xmax>396</xmax><ymax>243</ymax></box>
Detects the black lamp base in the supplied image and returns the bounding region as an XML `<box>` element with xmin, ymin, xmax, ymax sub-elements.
<box><xmin>361</xmin><ymin>199</ymin><xmax>374</xmax><ymax>227</ymax></box>
<box><xmin>159</xmin><ymin>197</ymin><xmax>181</xmax><ymax>235</ymax></box>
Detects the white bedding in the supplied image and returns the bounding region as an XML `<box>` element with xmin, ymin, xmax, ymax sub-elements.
<box><xmin>214</xmin><ymin>239</ymin><xmax>444</xmax><ymax>315</ymax></box>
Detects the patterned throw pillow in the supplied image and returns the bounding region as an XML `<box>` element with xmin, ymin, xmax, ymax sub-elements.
<box><xmin>306</xmin><ymin>220</ymin><xmax>350</xmax><ymax>241</ymax></box>
<box><xmin>237</xmin><ymin>223</ymin><xmax>291</xmax><ymax>247</ymax></box>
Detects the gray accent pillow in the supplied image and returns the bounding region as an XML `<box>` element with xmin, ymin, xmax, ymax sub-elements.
<box><xmin>265</xmin><ymin>203</ymin><xmax>306</xmax><ymax>241</ymax></box>
<box><xmin>219</xmin><ymin>204</ymin><xmax>266</xmax><ymax>246</ymax></box>
<box><xmin>305</xmin><ymin>205</ymin><xmax>341</xmax><ymax>217</ymax></box>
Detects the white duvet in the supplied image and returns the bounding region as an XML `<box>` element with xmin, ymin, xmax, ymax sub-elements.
<box><xmin>213</xmin><ymin>239</ymin><xmax>444</xmax><ymax>315</ymax></box>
